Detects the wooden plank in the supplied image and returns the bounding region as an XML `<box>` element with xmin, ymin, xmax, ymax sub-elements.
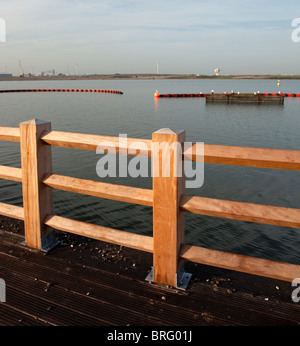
<box><xmin>0</xmin><ymin>166</ymin><xmax>22</xmax><ymax>182</ymax></box>
<box><xmin>0</xmin><ymin>203</ymin><xmax>24</xmax><ymax>220</ymax></box>
<box><xmin>180</xmin><ymin>195</ymin><xmax>300</xmax><ymax>229</ymax></box>
<box><xmin>179</xmin><ymin>244</ymin><xmax>300</xmax><ymax>282</ymax></box>
<box><xmin>42</xmin><ymin>173</ymin><xmax>153</xmax><ymax>206</ymax></box>
<box><xmin>44</xmin><ymin>214</ymin><xmax>153</xmax><ymax>253</ymax></box>
<box><xmin>41</xmin><ymin>130</ymin><xmax>152</xmax><ymax>156</ymax></box>
<box><xmin>0</xmin><ymin>127</ymin><xmax>20</xmax><ymax>142</ymax></box>
<box><xmin>184</xmin><ymin>143</ymin><xmax>300</xmax><ymax>170</ymax></box>
<box><xmin>0</xmin><ymin>303</ymin><xmax>49</xmax><ymax>326</ymax></box>
<box><xmin>20</xmin><ymin>119</ymin><xmax>53</xmax><ymax>249</ymax></box>
<box><xmin>1</xmin><ymin>230</ymin><xmax>300</xmax><ymax>326</ymax></box>
<box><xmin>42</xmin><ymin>129</ymin><xmax>300</xmax><ymax>170</ymax></box>
<box><xmin>152</xmin><ymin>128</ymin><xmax>185</xmax><ymax>287</ymax></box>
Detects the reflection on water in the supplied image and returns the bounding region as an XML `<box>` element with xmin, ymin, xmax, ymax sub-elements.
<box><xmin>0</xmin><ymin>79</ymin><xmax>300</xmax><ymax>264</ymax></box>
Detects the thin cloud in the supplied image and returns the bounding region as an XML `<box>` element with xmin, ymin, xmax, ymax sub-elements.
<box><xmin>1</xmin><ymin>0</ymin><xmax>300</xmax><ymax>75</ymax></box>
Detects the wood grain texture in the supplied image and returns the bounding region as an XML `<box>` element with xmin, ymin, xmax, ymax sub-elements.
<box><xmin>152</xmin><ymin>128</ymin><xmax>185</xmax><ymax>287</ymax></box>
<box><xmin>0</xmin><ymin>127</ymin><xmax>20</xmax><ymax>142</ymax></box>
<box><xmin>45</xmin><ymin>214</ymin><xmax>153</xmax><ymax>253</ymax></box>
<box><xmin>0</xmin><ymin>166</ymin><xmax>22</xmax><ymax>182</ymax></box>
<box><xmin>20</xmin><ymin>119</ymin><xmax>53</xmax><ymax>249</ymax></box>
<box><xmin>180</xmin><ymin>195</ymin><xmax>300</xmax><ymax>229</ymax></box>
<box><xmin>41</xmin><ymin>130</ymin><xmax>152</xmax><ymax>156</ymax></box>
<box><xmin>0</xmin><ymin>202</ymin><xmax>24</xmax><ymax>220</ymax></box>
<box><xmin>1</xmin><ymin>126</ymin><xmax>300</xmax><ymax>170</ymax></box>
<box><xmin>184</xmin><ymin>143</ymin><xmax>300</xmax><ymax>170</ymax></box>
<box><xmin>180</xmin><ymin>244</ymin><xmax>300</xmax><ymax>282</ymax></box>
<box><xmin>42</xmin><ymin>173</ymin><xmax>153</xmax><ymax>206</ymax></box>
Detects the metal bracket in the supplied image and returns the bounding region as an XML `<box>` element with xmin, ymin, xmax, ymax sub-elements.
<box><xmin>21</xmin><ymin>230</ymin><xmax>60</xmax><ymax>253</ymax></box>
<box><xmin>145</xmin><ymin>267</ymin><xmax>154</xmax><ymax>282</ymax></box>
<box><xmin>176</xmin><ymin>263</ymin><xmax>192</xmax><ymax>291</ymax></box>
<box><xmin>41</xmin><ymin>230</ymin><xmax>60</xmax><ymax>252</ymax></box>
<box><xmin>145</xmin><ymin>263</ymin><xmax>192</xmax><ymax>291</ymax></box>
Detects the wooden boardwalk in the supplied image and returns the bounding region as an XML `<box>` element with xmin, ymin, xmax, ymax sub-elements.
<box><xmin>0</xmin><ymin>218</ymin><xmax>299</xmax><ymax>327</ymax></box>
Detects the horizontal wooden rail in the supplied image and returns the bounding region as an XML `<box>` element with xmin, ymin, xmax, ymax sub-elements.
<box><xmin>0</xmin><ymin>166</ymin><xmax>22</xmax><ymax>182</ymax></box>
<box><xmin>180</xmin><ymin>195</ymin><xmax>300</xmax><ymax>229</ymax></box>
<box><xmin>43</xmin><ymin>131</ymin><xmax>300</xmax><ymax>170</ymax></box>
<box><xmin>0</xmin><ymin>202</ymin><xmax>24</xmax><ymax>220</ymax></box>
<box><xmin>185</xmin><ymin>143</ymin><xmax>300</xmax><ymax>170</ymax></box>
<box><xmin>41</xmin><ymin>130</ymin><xmax>152</xmax><ymax>156</ymax></box>
<box><xmin>179</xmin><ymin>244</ymin><xmax>300</xmax><ymax>282</ymax></box>
<box><xmin>43</xmin><ymin>173</ymin><xmax>153</xmax><ymax>206</ymax></box>
<box><xmin>44</xmin><ymin>214</ymin><xmax>153</xmax><ymax>253</ymax></box>
<box><xmin>1</xmin><ymin>126</ymin><xmax>300</xmax><ymax>170</ymax></box>
<box><xmin>0</xmin><ymin>127</ymin><xmax>20</xmax><ymax>142</ymax></box>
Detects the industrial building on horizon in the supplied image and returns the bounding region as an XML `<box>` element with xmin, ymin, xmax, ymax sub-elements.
<box><xmin>0</xmin><ymin>73</ymin><xmax>12</xmax><ymax>78</ymax></box>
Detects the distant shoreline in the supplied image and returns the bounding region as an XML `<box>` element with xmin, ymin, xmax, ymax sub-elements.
<box><xmin>0</xmin><ymin>74</ymin><xmax>300</xmax><ymax>81</ymax></box>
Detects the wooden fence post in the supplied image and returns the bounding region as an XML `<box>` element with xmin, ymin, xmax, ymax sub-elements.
<box><xmin>20</xmin><ymin>119</ymin><xmax>58</xmax><ymax>251</ymax></box>
<box><xmin>148</xmin><ymin>128</ymin><xmax>191</xmax><ymax>289</ymax></box>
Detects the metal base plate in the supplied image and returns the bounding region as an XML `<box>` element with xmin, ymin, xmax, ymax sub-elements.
<box><xmin>145</xmin><ymin>264</ymin><xmax>192</xmax><ymax>291</ymax></box>
<box><xmin>21</xmin><ymin>230</ymin><xmax>60</xmax><ymax>253</ymax></box>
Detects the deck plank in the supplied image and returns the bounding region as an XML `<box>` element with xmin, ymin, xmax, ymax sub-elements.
<box><xmin>0</xmin><ymin>225</ymin><xmax>299</xmax><ymax>327</ymax></box>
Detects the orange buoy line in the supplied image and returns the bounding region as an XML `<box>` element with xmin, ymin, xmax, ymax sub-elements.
<box><xmin>154</xmin><ymin>91</ymin><xmax>300</xmax><ymax>98</ymax></box>
<box><xmin>154</xmin><ymin>91</ymin><xmax>206</xmax><ymax>98</ymax></box>
<box><xmin>262</xmin><ymin>92</ymin><xmax>300</xmax><ymax>97</ymax></box>
<box><xmin>0</xmin><ymin>89</ymin><xmax>123</xmax><ymax>94</ymax></box>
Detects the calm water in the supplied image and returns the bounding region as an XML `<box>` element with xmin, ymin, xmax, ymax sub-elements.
<box><xmin>1</xmin><ymin>79</ymin><xmax>300</xmax><ymax>264</ymax></box>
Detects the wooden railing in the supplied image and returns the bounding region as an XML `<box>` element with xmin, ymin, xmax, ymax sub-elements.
<box><xmin>1</xmin><ymin>119</ymin><xmax>300</xmax><ymax>289</ymax></box>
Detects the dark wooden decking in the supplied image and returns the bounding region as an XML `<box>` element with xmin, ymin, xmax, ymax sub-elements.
<box><xmin>0</xmin><ymin>217</ymin><xmax>299</xmax><ymax>327</ymax></box>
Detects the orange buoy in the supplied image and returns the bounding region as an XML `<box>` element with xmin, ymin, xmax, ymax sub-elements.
<box><xmin>154</xmin><ymin>90</ymin><xmax>160</xmax><ymax>98</ymax></box>
<box><xmin>0</xmin><ymin>89</ymin><xmax>123</xmax><ymax>94</ymax></box>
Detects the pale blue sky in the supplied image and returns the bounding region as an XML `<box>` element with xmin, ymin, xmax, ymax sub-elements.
<box><xmin>1</xmin><ymin>0</ymin><xmax>300</xmax><ymax>75</ymax></box>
